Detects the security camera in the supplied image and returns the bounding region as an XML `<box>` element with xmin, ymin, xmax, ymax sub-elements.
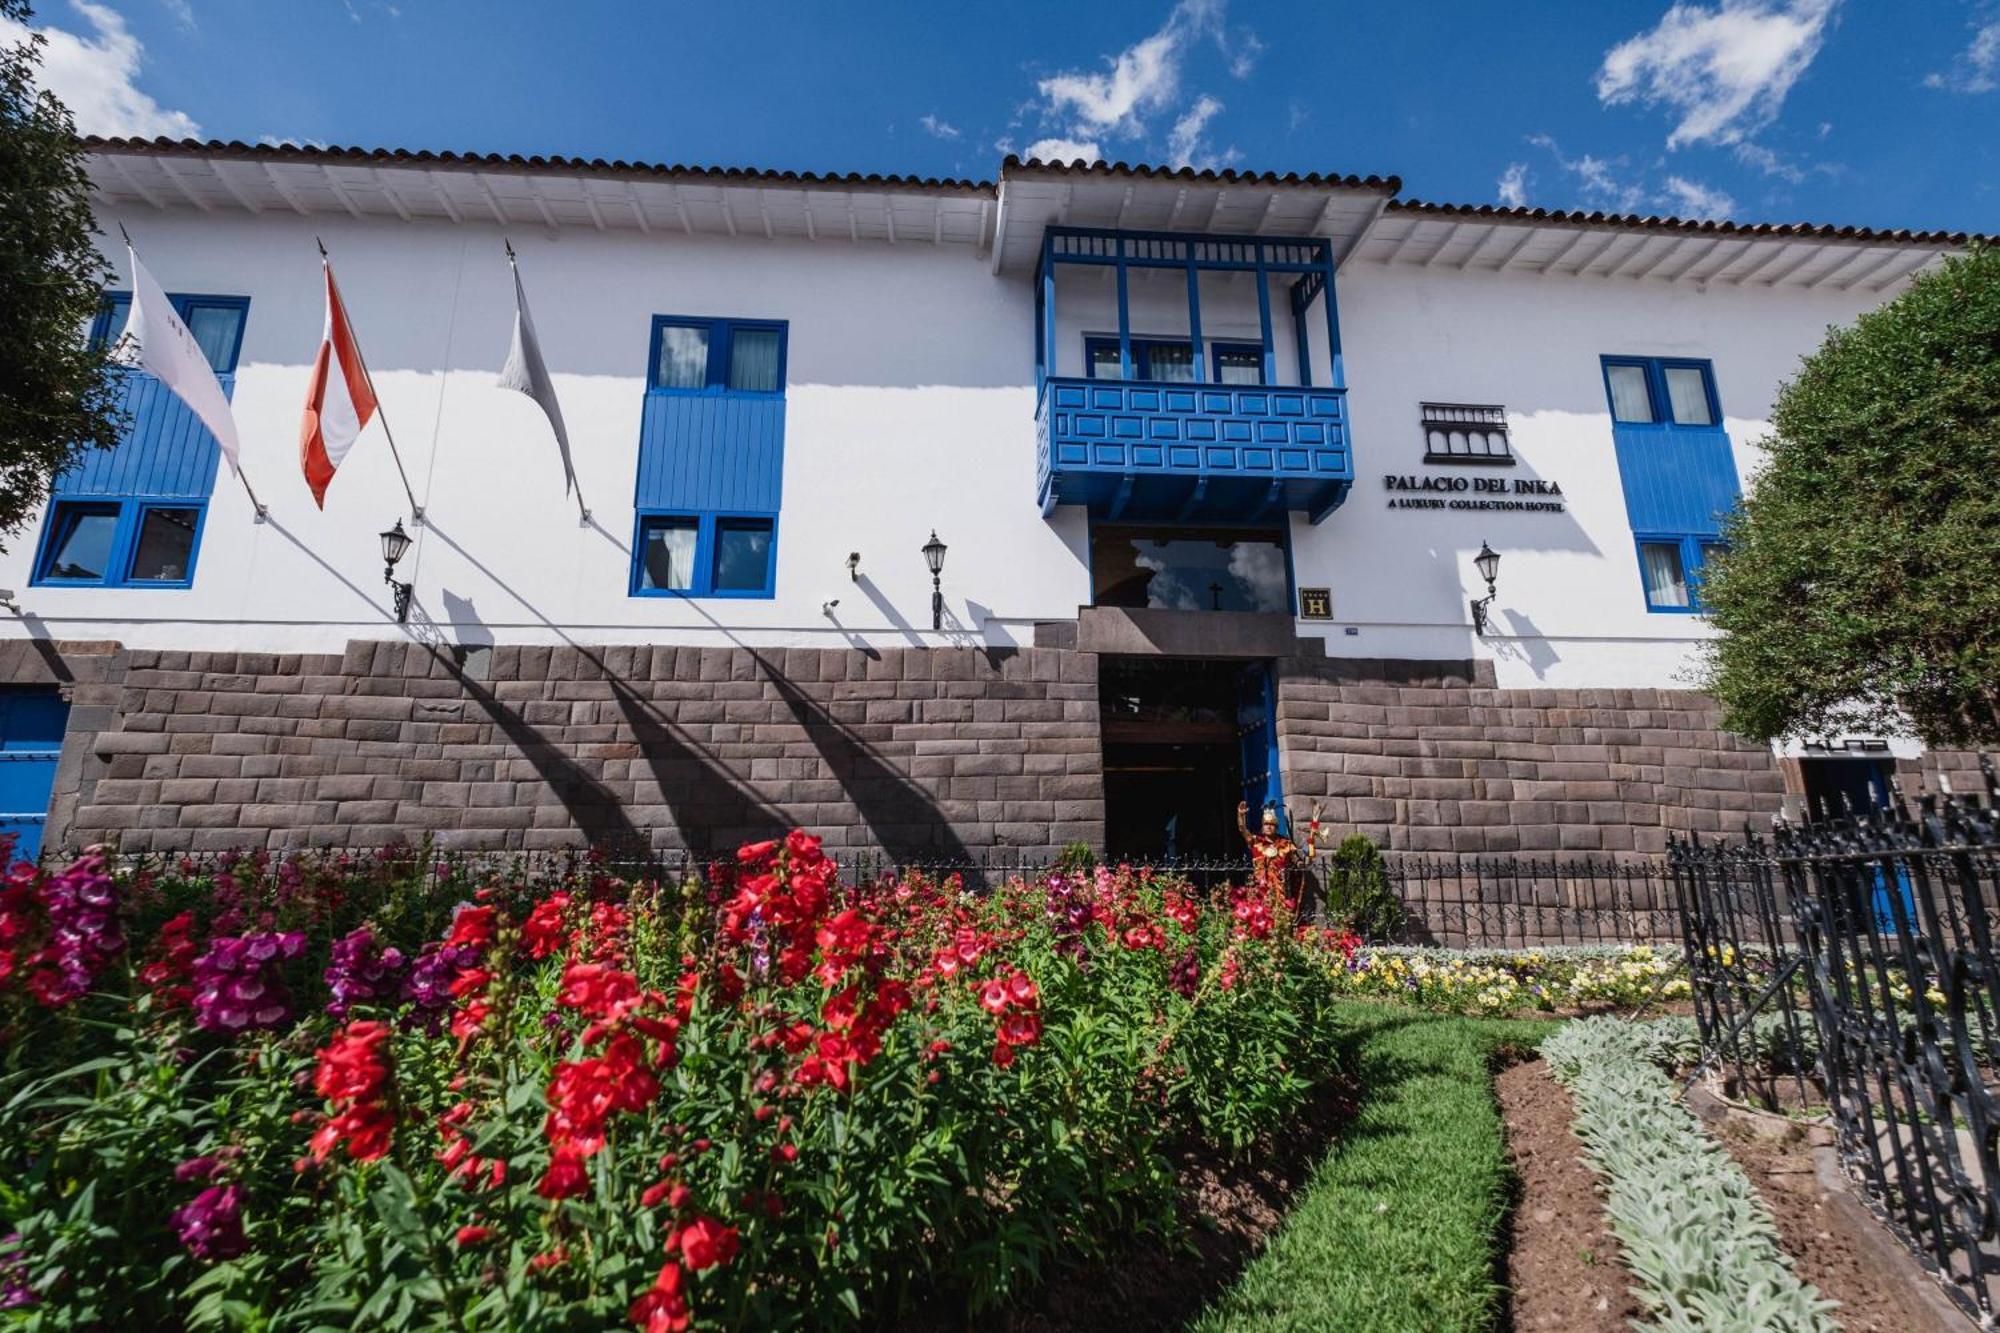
<box><xmin>821</xmin><ymin>598</ymin><xmax>840</xmax><ymax>615</ymax></box>
<box><xmin>0</xmin><ymin>589</ymin><xmax>17</xmax><ymax>612</ymax></box>
<box><xmin>846</xmin><ymin>552</ymin><xmax>861</xmax><ymax>582</ymax></box>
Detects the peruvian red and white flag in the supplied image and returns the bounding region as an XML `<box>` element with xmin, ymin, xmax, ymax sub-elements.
<box><xmin>299</xmin><ymin>260</ymin><xmax>378</xmax><ymax>508</ymax></box>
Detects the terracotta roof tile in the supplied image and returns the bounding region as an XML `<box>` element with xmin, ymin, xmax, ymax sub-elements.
<box><xmin>1002</xmin><ymin>154</ymin><xmax>1399</xmax><ymax>193</ymax></box>
<box><xmin>1388</xmin><ymin>197</ymin><xmax>1988</xmax><ymax>247</ymax></box>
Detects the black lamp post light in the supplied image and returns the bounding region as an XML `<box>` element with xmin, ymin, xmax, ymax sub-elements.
<box><xmin>922</xmin><ymin>530</ymin><xmax>948</xmax><ymax>631</ymax></box>
<box><xmin>380</xmin><ymin>519</ymin><xmax>415</xmax><ymax>623</ymax></box>
<box><xmin>1469</xmin><ymin>540</ymin><xmax>1501</xmax><ymax>636</ymax></box>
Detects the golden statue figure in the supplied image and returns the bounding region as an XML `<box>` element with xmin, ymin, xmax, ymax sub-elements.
<box><xmin>1237</xmin><ymin>800</ymin><xmax>1322</xmax><ymax>903</ymax></box>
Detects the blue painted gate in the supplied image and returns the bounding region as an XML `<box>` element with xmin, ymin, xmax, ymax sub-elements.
<box><xmin>0</xmin><ymin>689</ymin><xmax>70</xmax><ymax>862</ymax></box>
<box><xmin>1236</xmin><ymin>662</ymin><xmax>1283</xmax><ymax>827</ymax></box>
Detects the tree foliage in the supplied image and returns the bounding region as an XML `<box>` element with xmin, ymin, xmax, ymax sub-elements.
<box><xmin>0</xmin><ymin>0</ymin><xmax>122</xmax><ymax>549</ymax></box>
<box><xmin>1699</xmin><ymin>244</ymin><xmax>2000</xmax><ymax>748</ymax></box>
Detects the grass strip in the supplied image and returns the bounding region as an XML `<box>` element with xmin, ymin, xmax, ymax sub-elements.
<box><xmin>1543</xmin><ymin>1017</ymin><xmax>1839</xmax><ymax>1332</ymax></box>
<box><xmin>1192</xmin><ymin>1001</ymin><xmax>1557</xmax><ymax>1333</ymax></box>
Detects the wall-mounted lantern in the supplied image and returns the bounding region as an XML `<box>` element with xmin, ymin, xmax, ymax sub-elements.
<box><xmin>921</xmin><ymin>530</ymin><xmax>948</xmax><ymax>631</ymax></box>
<box><xmin>380</xmin><ymin>519</ymin><xmax>415</xmax><ymax>623</ymax></box>
<box><xmin>1469</xmin><ymin>540</ymin><xmax>1501</xmax><ymax>636</ymax></box>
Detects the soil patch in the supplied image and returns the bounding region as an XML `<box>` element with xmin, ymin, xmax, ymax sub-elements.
<box><xmin>1495</xmin><ymin>1059</ymin><xmax>1640</xmax><ymax>1332</ymax></box>
<box><xmin>1711</xmin><ymin>1111</ymin><xmax>1966</xmax><ymax>1333</ymax></box>
<box><xmin>902</xmin><ymin>1077</ymin><xmax>1357</xmax><ymax>1333</ymax></box>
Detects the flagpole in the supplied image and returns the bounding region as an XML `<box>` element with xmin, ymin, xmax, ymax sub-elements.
<box><xmin>318</xmin><ymin>237</ymin><xmax>424</xmax><ymax>524</ymax></box>
<box><xmin>504</xmin><ymin>240</ymin><xmax>590</xmax><ymax>524</ymax></box>
<box><xmin>121</xmin><ymin>224</ymin><xmax>268</xmax><ymax>522</ymax></box>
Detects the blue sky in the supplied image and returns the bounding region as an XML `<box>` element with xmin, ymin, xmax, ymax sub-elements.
<box><xmin>7</xmin><ymin>0</ymin><xmax>1998</xmax><ymax>233</ymax></box>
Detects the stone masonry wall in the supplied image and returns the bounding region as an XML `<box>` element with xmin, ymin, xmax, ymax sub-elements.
<box><xmin>49</xmin><ymin>640</ymin><xmax>1104</xmax><ymax>855</ymax></box>
<box><xmin>1274</xmin><ymin>657</ymin><xmax>1788</xmax><ymax>856</ymax></box>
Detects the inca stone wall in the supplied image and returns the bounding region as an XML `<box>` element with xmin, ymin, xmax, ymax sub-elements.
<box><xmin>34</xmin><ymin>640</ymin><xmax>1104</xmax><ymax>855</ymax></box>
<box><xmin>0</xmin><ymin>637</ymin><xmax>1879</xmax><ymax>861</ymax></box>
<box><xmin>1274</xmin><ymin>656</ymin><xmax>1788</xmax><ymax>856</ymax></box>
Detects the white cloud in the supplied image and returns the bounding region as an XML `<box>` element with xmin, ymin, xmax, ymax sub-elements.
<box><xmin>1529</xmin><ymin>133</ymin><xmax>1650</xmax><ymax>212</ymax></box>
<box><xmin>918</xmin><ymin>113</ymin><xmax>960</xmax><ymax>141</ymax></box>
<box><xmin>160</xmin><ymin>0</ymin><xmax>193</xmax><ymax>27</ymax></box>
<box><xmin>1925</xmin><ymin>20</ymin><xmax>1999</xmax><ymax>93</ymax></box>
<box><xmin>256</xmin><ymin>134</ymin><xmax>327</xmax><ymax>150</ymax></box>
<box><xmin>1024</xmin><ymin>0</ymin><xmax>1250</xmax><ymax>164</ymax></box>
<box><xmin>1661</xmin><ymin>174</ymin><xmax>1738</xmax><ymax>217</ymax></box>
<box><xmin>1024</xmin><ymin>136</ymin><xmax>1102</xmax><ymax>164</ymax></box>
<box><xmin>0</xmin><ymin>0</ymin><xmax>198</xmax><ymax>138</ymax></box>
<box><xmin>1597</xmin><ymin>0</ymin><xmax>1838</xmax><ymax>148</ymax></box>
<box><xmin>1496</xmin><ymin>162</ymin><xmax>1530</xmax><ymax>207</ymax></box>
<box><xmin>1166</xmin><ymin>93</ymin><xmax>1225</xmax><ymax>167</ymax></box>
<box><xmin>1731</xmin><ymin>140</ymin><xmax>1805</xmax><ymax>181</ymax></box>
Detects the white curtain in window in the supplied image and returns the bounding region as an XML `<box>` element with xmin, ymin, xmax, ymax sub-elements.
<box><xmin>728</xmin><ymin>328</ymin><xmax>781</xmax><ymax>392</ymax></box>
<box><xmin>641</xmin><ymin>522</ymin><xmax>697</xmax><ymax>590</ymax></box>
<box><xmin>1663</xmin><ymin>366</ymin><xmax>1714</xmax><ymax>425</ymax></box>
<box><xmin>1607</xmin><ymin>364</ymin><xmax>1654</xmax><ymax>422</ymax></box>
<box><xmin>1216</xmin><ymin>350</ymin><xmax>1263</xmax><ymax>385</ymax></box>
<box><xmin>1640</xmin><ymin>542</ymin><xmax>1689</xmax><ymax>607</ymax></box>
<box><xmin>656</xmin><ymin>327</ymin><xmax>708</xmax><ymax>389</ymax></box>
<box><xmin>183</xmin><ymin>305</ymin><xmax>240</xmax><ymax>374</ymax></box>
<box><xmin>1148</xmin><ymin>343</ymin><xmax>1196</xmax><ymax>382</ymax></box>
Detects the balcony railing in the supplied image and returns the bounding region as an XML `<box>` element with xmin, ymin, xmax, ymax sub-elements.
<box><xmin>1035</xmin><ymin>376</ymin><xmax>1352</xmax><ymax>524</ymax></box>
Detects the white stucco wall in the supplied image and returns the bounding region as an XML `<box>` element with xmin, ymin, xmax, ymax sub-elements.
<box><xmin>0</xmin><ymin>197</ymin><xmax>1908</xmax><ymax>695</ymax></box>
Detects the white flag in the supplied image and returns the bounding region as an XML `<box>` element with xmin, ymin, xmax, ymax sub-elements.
<box><xmin>497</xmin><ymin>253</ymin><xmax>579</xmax><ymax>499</ymax></box>
<box><xmin>123</xmin><ymin>245</ymin><xmax>243</xmax><ymax>476</ymax></box>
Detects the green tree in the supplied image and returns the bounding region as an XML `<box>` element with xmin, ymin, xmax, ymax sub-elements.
<box><xmin>1699</xmin><ymin>245</ymin><xmax>2000</xmax><ymax>748</ymax></box>
<box><xmin>0</xmin><ymin>0</ymin><xmax>122</xmax><ymax>548</ymax></box>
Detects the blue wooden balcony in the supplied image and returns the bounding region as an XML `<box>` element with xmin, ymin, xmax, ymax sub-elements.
<box><xmin>1036</xmin><ymin>377</ymin><xmax>1352</xmax><ymax>523</ymax></box>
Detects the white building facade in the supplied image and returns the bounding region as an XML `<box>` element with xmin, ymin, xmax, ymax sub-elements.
<box><xmin>0</xmin><ymin>140</ymin><xmax>1982</xmax><ymax>859</ymax></box>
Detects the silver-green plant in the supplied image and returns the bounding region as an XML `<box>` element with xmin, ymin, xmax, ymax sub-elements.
<box><xmin>1542</xmin><ymin>1017</ymin><xmax>1840</xmax><ymax>1332</ymax></box>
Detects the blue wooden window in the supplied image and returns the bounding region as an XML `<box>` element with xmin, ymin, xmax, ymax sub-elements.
<box><xmin>1601</xmin><ymin>356</ymin><xmax>1720</xmax><ymax>428</ymax></box>
<box><xmin>34</xmin><ymin>290</ymin><xmax>243</xmax><ymax>592</ymax></box>
<box><xmin>631</xmin><ymin>512</ymin><xmax>776</xmax><ymax>599</ymax></box>
<box><xmin>1635</xmin><ymin>534</ymin><xmax>1724</xmax><ymax>614</ymax></box>
<box><xmin>647</xmin><ymin>317</ymin><xmax>787</xmax><ymax>396</ymax></box>
<box><xmin>90</xmin><ymin>291</ymin><xmax>248</xmax><ymax>374</ymax></box>
<box><xmin>36</xmin><ymin>499</ymin><xmax>206</xmax><ymax>588</ymax></box>
<box><xmin>1083</xmin><ymin>336</ymin><xmax>1264</xmax><ymax>385</ymax></box>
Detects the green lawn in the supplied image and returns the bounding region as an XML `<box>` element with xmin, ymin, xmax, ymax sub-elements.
<box><xmin>1192</xmin><ymin>1002</ymin><xmax>1560</xmax><ymax>1333</ymax></box>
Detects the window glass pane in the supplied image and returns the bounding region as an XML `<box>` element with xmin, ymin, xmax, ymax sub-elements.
<box><xmin>91</xmin><ymin>294</ymin><xmax>131</xmax><ymax>349</ymax></box>
<box><xmin>712</xmin><ymin>520</ymin><xmax>773</xmax><ymax>593</ymax></box>
<box><xmin>1607</xmin><ymin>364</ymin><xmax>1656</xmax><ymax>422</ymax></box>
<box><xmin>638</xmin><ymin>518</ymin><xmax>697</xmax><ymax>590</ymax></box>
<box><xmin>181</xmin><ymin>303</ymin><xmax>244</xmax><ymax>374</ymax></box>
<box><xmin>1639</xmin><ymin>541</ymin><xmax>1690</xmax><ymax>608</ymax></box>
<box><xmin>1087</xmin><ymin>342</ymin><xmax>1124</xmax><ymax>379</ymax></box>
<box><xmin>1215</xmin><ymin>347</ymin><xmax>1264</xmax><ymax>385</ymax></box>
<box><xmin>1663</xmin><ymin>365</ymin><xmax>1715</xmax><ymax>425</ymax></box>
<box><xmin>43</xmin><ymin>506</ymin><xmax>119</xmax><ymax>581</ymax></box>
<box><xmin>1146</xmin><ymin>342</ymin><xmax>1196</xmax><ymax>382</ymax></box>
<box><xmin>1090</xmin><ymin>526</ymin><xmax>1289</xmax><ymax>613</ymax></box>
<box><xmin>654</xmin><ymin>325</ymin><xmax>709</xmax><ymax>390</ymax></box>
<box><xmin>727</xmin><ymin>327</ymin><xmax>782</xmax><ymax>392</ymax></box>
<box><xmin>127</xmin><ymin>507</ymin><xmax>198</xmax><ymax>582</ymax></box>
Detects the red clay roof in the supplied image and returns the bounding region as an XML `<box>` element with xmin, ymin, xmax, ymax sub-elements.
<box><xmin>83</xmin><ymin>138</ymin><xmax>1990</xmax><ymax>245</ymax></box>
<box><xmin>1389</xmin><ymin>197</ymin><xmax>1989</xmax><ymax>247</ymax></box>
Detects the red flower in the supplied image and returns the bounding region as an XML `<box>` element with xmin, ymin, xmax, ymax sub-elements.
<box><xmin>672</xmin><ymin>1214</ymin><xmax>740</xmax><ymax>1272</ymax></box>
<box><xmin>978</xmin><ymin>979</ymin><xmax>1009</xmax><ymax>1014</ymax></box>
<box><xmin>454</xmin><ymin>1225</ymin><xmax>493</xmax><ymax>1247</ymax></box>
<box><xmin>559</xmin><ymin>962</ymin><xmax>642</xmax><ymax>1020</ymax></box>
<box><xmin>521</xmin><ymin>892</ymin><xmax>572</xmax><ymax>959</ymax></box>
<box><xmin>999</xmin><ymin>1008</ymin><xmax>1042</xmax><ymax>1048</ymax></box>
<box><xmin>308</xmin><ymin>1020</ymin><xmax>396</xmax><ymax>1163</ymax></box>
<box><xmin>1004</xmin><ymin>970</ymin><xmax>1037</xmax><ymax>1007</ymax></box>
<box><xmin>537</xmin><ymin>1145</ymin><xmax>590</xmax><ymax>1200</ymax></box>
<box><xmin>629</xmin><ymin>1261</ymin><xmax>690</xmax><ymax>1332</ymax></box>
<box><xmin>992</xmin><ymin>1041</ymin><xmax>1016</xmax><ymax>1068</ymax></box>
<box><xmin>446</xmin><ymin>905</ymin><xmax>498</xmax><ymax>951</ymax></box>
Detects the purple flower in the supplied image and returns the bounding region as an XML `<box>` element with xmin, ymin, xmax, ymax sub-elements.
<box><xmin>1169</xmin><ymin>947</ymin><xmax>1202</xmax><ymax>999</ymax></box>
<box><xmin>28</xmin><ymin>852</ymin><xmax>123</xmax><ymax>1006</ymax></box>
<box><xmin>400</xmin><ymin>940</ymin><xmax>480</xmax><ymax>1032</ymax></box>
<box><xmin>174</xmin><ymin>1155</ymin><xmax>225</xmax><ymax>1183</ymax></box>
<box><xmin>191</xmin><ymin>931</ymin><xmax>307</xmax><ymax>1033</ymax></box>
<box><xmin>324</xmin><ymin>926</ymin><xmax>407</xmax><ymax>1018</ymax></box>
<box><xmin>171</xmin><ymin>1184</ymin><xmax>248</xmax><ymax>1261</ymax></box>
<box><xmin>0</xmin><ymin>1233</ymin><xmax>33</xmax><ymax>1309</ymax></box>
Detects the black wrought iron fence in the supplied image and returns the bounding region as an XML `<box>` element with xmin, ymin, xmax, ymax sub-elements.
<box><xmin>96</xmin><ymin>841</ymin><xmax>1677</xmax><ymax>948</ymax></box>
<box><xmin>1670</xmin><ymin>759</ymin><xmax>2000</xmax><ymax>1322</ymax></box>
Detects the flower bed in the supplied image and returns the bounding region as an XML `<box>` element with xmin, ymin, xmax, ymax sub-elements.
<box><xmin>0</xmin><ymin>839</ymin><xmax>1355</xmax><ymax>1329</ymax></box>
<box><xmin>1329</xmin><ymin>944</ymin><xmax>1690</xmax><ymax>1015</ymax></box>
